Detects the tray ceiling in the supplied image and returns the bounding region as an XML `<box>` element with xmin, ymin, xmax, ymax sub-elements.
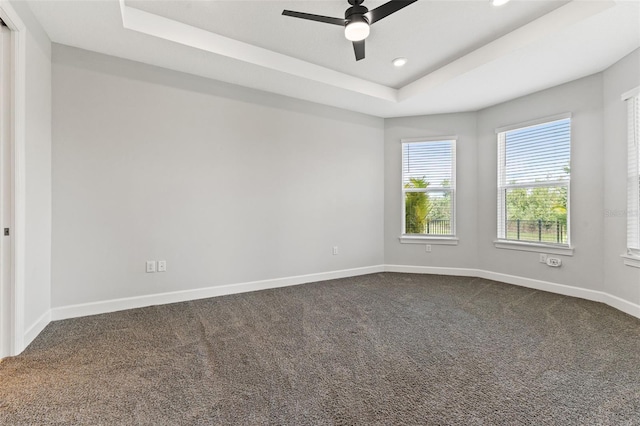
<box><xmin>27</xmin><ymin>0</ymin><xmax>640</xmax><ymax>117</ymax></box>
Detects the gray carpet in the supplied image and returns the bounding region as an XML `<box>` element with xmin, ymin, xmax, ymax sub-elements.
<box><xmin>1</xmin><ymin>273</ymin><xmax>639</xmax><ymax>425</ymax></box>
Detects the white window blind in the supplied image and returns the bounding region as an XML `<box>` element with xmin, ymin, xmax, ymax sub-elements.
<box><xmin>497</xmin><ymin>117</ymin><xmax>571</xmax><ymax>245</ymax></box>
<box><xmin>627</xmin><ymin>92</ymin><xmax>640</xmax><ymax>256</ymax></box>
<box><xmin>402</xmin><ymin>140</ymin><xmax>456</xmax><ymax>236</ymax></box>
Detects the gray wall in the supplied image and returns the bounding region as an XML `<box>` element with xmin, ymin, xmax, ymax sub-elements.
<box><xmin>50</xmin><ymin>42</ymin><xmax>640</xmax><ymax>314</ymax></box>
<box><xmin>477</xmin><ymin>74</ymin><xmax>605</xmax><ymax>291</ymax></box>
<box><xmin>384</xmin><ymin>113</ymin><xmax>478</xmax><ymax>269</ymax></box>
<box><xmin>603</xmin><ymin>49</ymin><xmax>640</xmax><ymax>303</ymax></box>
<box><xmin>384</xmin><ymin>51</ymin><xmax>640</xmax><ymax>303</ymax></box>
<box><xmin>9</xmin><ymin>1</ymin><xmax>52</xmax><ymax>339</ymax></box>
<box><xmin>52</xmin><ymin>45</ymin><xmax>384</xmax><ymax>308</ymax></box>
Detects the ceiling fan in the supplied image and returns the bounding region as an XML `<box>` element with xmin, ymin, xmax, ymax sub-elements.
<box><xmin>282</xmin><ymin>0</ymin><xmax>418</xmax><ymax>61</ymax></box>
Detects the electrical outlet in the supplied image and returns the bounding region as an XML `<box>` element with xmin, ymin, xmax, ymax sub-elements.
<box><xmin>157</xmin><ymin>260</ymin><xmax>166</xmax><ymax>272</ymax></box>
<box><xmin>546</xmin><ymin>257</ymin><xmax>562</xmax><ymax>267</ymax></box>
<box><xmin>539</xmin><ymin>254</ymin><xmax>547</xmax><ymax>263</ymax></box>
<box><xmin>332</xmin><ymin>246</ymin><xmax>338</xmax><ymax>255</ymax></box>
<box><xmin>146</xmin><ymin>260</ymin><xmax>156</xmax><ymax>273</ymax></box>
<box><xmin>425</xmin><ymin>244</ymin><xmax>432</xmax><ymax>253</ymax></box>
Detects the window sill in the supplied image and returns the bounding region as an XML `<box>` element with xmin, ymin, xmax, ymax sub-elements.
<box><xmin>494</xmin><ymin>240</ymin><xmax>574</xmax><ymax>256</ymax></box>
<box><xmin>399</xmin><ymin>236</ymin><xmax>459</xmax><ymax>245</ymax></box>
<box><xmin>621</xmin><ymin>254</ymin><xmax>640</xmax><ymax>269</ymax></box>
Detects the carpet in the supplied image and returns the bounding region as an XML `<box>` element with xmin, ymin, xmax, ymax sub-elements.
<box><xmin>1</xmin><ymin>273</ymin><xmax>639</xmax><ymax>425</ymax></box>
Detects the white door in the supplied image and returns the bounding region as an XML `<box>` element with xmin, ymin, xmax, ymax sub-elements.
<box><xmin>0</xmin><ymin>23</ymin><xmax>12</xmax><ymax>359</ymax></box>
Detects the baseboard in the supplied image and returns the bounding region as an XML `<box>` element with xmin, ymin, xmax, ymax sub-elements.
<box><xmin>384</xmin><ymin>264</ymin><xmax>640</xmax><ymax>320</ymax></box>
<box><xmin>384</xmin><ymin>264</ymin><xmax>481</xmax><ymax>277</ymax></box>
<box><xmin>40</xmin><ymin>263</ymin><xmax>639</xmax><ymax>341</ymax></box>
<box><xmin>477</xmin><ymin>270</ymin><xmax>606</xmax><ymax>301</ymax></box>
<box><xmin>51</xmin><ymin>265</ymin><xmax>386</xmax><ymax>321</ymax></box>
<box><xmin>478</xmin><ymin>270</ymin><xmax>640</xmax><ymax>318</ymax></box>
<box><xmin>598</xmin><ymin>292</ymin><xmax>640</xmax><ymax>319</ymax></box>
<box><xmin>23</xmin><ymin>310</ymin><xmax>51</xmax><ymax>350</ymax></box>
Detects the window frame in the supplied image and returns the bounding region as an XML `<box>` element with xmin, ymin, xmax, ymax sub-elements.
<box><xmin>399</xmin><ymin>137</ymin><xmax>457</xmax><ymax>245</ymax></box>
<box><xmin>494</xmin><ymin>113</ymin><xmax>574</xmax><ymax>255</ymax></box>
<box><xmin>622</xmin><ymin>86</ymin><xmax>640</xmax><ymax>268</ymax></box>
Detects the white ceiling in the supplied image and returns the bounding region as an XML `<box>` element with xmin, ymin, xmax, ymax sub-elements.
<box><xmin>27</xmin><ymin>0</ymin><xmax>640</xmax><ymax>118</ymax></box>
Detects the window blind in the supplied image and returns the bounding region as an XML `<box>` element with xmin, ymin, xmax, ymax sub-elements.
<box><xmin>401</xmin><ymin>140</ymin><xmax>456</xmax><ymax>236</ymax></box>
<box><xmin>497</xmin><ymin>117</ymin><xmax>571</xmax><ymax>245</ymax></box>
<box><xmin>402</xmin><ymin>141</ymin><xmax>453</xmax><ymax>189</ymax></box>
<box><xmin>627</xmin><ymin>94</ymin><xmax>640</xmax><ymax>254</ymax></box>
<box><xmin>503</xmin><ymin>119</ymin><xmax>571</xmax><ymax>184</ymax></box>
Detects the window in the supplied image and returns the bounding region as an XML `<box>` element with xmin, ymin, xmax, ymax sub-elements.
<box><xmin>625</xmin><ymin>88</ymin><xmax>640</xmax><ymax>261</ymax></box>
<box><xmin>401</xmin><ymin>139</ymin><xmax>456</xmax><ymax>239</ymax></box>
<box><xmin>497</xmin><ymin>115</ymin><xmax>571</xmax><ymax>248</ymax></box>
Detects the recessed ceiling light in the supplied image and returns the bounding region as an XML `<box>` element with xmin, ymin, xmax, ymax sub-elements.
<box><xmin>491</xmin><ymin>0</ymin><xmax>511</xmax><ymax>6</ymax></box>
<box><xmin>392</xmin><ymin>57</ymin><xmax>408</xmax><ymax>67</ymax></box>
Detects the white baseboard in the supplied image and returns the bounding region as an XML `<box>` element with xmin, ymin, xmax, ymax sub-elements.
<box><xmin>23</xmin><ymin>310</ymin><xmax>51</xmax><ymax>350</ymax></box>
<box><xmin>384</xmin><ymin>264</ymin><xmax>640</xmax><ymax>319</ymax></box>
<box><xmin>600</xmin><ymin>292</ymin><xmax>640</xmax><ymax>319</ymax></box>
<box><xmin>34</xmin><ymin>263</ymin><xmax>638</xmax><ymax>346</ymax></box>
<box><xmin>477</xmin><ymin>270</ymin><xmax>605</xmax><ymax>300</ymax></box>
<box><xmin>51</xmin><ymin>265</ymin><xmax>386</xmax><ymax>321</ymax></box>
<box><xmin>384</xmin><ymin>264</ymin><xmax>481</xmax><ymax>277</ymax></box>
<box><xmin>478</xmin><ymin>270</ymin><xmax>640</xmax><ymax>318</ymax></box>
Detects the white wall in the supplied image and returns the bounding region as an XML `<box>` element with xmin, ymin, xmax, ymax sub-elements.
<box><xmin>7</xmin><ymin>0</ymin><xmax>52</xmax><ymax>348</ymax></box>
<box><xmin>476</xmin><ymin>74</ymin><xmax>605</xmax><ymax>292</ymax></box>
<box><xmin>52</xmin><ymin>45</ymin><xmax>384</xmax><ymax>309</ymax></box>
<box><xmin>384</xmin><ymin>113</ymin><xmax>478</xmax><ymax>269</ymax></box>
<box><xmin>603</xmin><ymin>49</ymin><xmax>640</xmax><ymax>304</ymax></box>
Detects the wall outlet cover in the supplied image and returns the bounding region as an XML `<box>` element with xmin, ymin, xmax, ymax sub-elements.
<box><xmin>546</xmin><ymin>257</ymin><xmax>562</xmax><ymax>267</ymax></box>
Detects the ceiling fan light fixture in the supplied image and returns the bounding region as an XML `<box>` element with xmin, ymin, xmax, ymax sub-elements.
<box><xmin>491</xmin><ymin>0</ymin><xmax>511</xmax><ymax>6</ymax></box>
<box><xmin>344</xmin><ymin>16</ymin><xmax>370</xmax><ymax>41</ymax></box>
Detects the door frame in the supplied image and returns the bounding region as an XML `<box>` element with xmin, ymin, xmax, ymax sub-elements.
<box><xmin>0</xmin><ymin>0</ymin><xmax>26</xmax><ymax>358</ymax></box>
<box><xmin>0</xmin><ymin>22</ymin><xmax>12</xmax><ymax>359</ymax></box>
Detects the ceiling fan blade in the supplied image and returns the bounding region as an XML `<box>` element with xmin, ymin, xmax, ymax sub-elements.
<box><xmin>353</xmin><ymin>40</ymin><xmax>365</xmax><ymax>61</ymax></box>
<box><xmin>366</xmin><ymin>0</ymin><xmax>418</xmax><ymax>25</ymax></box>
<box><xmin>282</xmin><ymin>10</ymin><xmax>346</xmax><ymax>26</ymax></box>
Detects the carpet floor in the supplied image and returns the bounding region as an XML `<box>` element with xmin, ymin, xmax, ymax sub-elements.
<box><xmin>1</xmin><ymin>273</ymin><xmax>639</xmax><ymax>425</ymax></box>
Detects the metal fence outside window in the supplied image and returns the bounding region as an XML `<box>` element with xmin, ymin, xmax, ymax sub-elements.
<box><xmin>505</xmin><ymin>219</ymin><xmax>566</xmax><ymax>244</ymax></box>
<box><xmin>424</xmin><ymin>220</ymin><xmax>451</xmax><ymax>235</ymax></box>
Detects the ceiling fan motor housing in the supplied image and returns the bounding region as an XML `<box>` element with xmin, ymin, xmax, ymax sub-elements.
<box><xmin>345</xmin><ymin>4</ymin><xmax>369</xmax><ymax>24</ymax></box>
